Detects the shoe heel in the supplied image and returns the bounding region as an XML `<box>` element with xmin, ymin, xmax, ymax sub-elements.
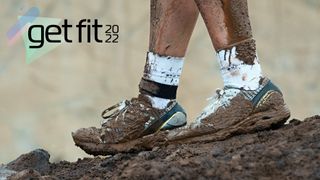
<box><xmin>243</xmin><ymin>91</ymin><xmax>291</xmax><ymax>131</ymax></box>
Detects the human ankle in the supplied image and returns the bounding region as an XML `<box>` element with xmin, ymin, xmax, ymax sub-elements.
<box><xmin>139</xmin><ymin>51</ymin><xmax>184</xmax><ymax>105</ymax></box>
<box><xmin>216</xmin><ymin>39</ymin><xmax>263</xmax><ymax>90</ymax></box>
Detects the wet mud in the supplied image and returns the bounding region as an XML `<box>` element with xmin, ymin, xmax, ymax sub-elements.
<box><xmin>2</xmin><ymin>116</ymin><xmax>320</xmax><ymax>179</ymax></box>
<box><xmin>234</xmin><ymin>38</ymin><xmax>257</xmax><ymax>65</ymax></box>
<box><xmin>195</xmin><ymin>0</ymin><xmax>253</xmax><ymax>50</ymax></box>
<box><xmin>221</xmin><ymin>0</ymin><xmax>253</xmax><ymax>41</ymax></box>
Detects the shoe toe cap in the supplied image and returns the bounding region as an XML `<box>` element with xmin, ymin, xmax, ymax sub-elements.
<box><xmin>72</xmin><ymin>127</ymin><xmax>103</xmax><ymax>144</ymax></box>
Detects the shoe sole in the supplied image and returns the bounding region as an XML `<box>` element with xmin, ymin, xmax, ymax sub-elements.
<box><xmin>168</xmin><ymin>102</ymin><xmax>290</xmax><ymax>145</ymax></box>
<box><xmin>73</xmin><ymin>90</ymin><xmax>290</xmax><ymax>155</ymax></box>
<box><xmin>72</xmin><ymin>111</ymin><xmax>186</xmax><ymax>156</ymax></box>
<box><xmin>73</xmin><ymin>102</ymin><xmax>289</xmax><ymax>156</ymax></box>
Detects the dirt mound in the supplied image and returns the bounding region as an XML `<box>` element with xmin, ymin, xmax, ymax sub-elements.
<box><xmin>1</xmin><ymin>116</ymin><xmax>320</xmax><ymax>179</ymax></box>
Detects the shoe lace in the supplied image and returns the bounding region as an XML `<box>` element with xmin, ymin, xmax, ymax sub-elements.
<box><xmin>99</xmin><ymin>97</ymin><xmax>156</xmax><ymax>142</ymax></box>
<box><xmin>101</xmin><ymin>100</ymin><xmax>129</xmax><ymax>125</ymax></box>
<box><xmin>100</xmin><ymin>97</ymin><xmax>151</xmax><ymax>126</ymax></box>
<box><xmin>192</xmin><ymin>87</ymin><xmax>240</xmax><ymax>127</ymax></box>
<box><xmin>207</xmin><ymin>88</ymin><xmax>236</xmax><ymax>108</ymax></box>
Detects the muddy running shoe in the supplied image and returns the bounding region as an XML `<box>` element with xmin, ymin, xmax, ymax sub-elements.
<box><xmin>166</xmin><ymin>78</ymin><xmax>291</xmax><ymax>144</ymax></box>
<box><xmin>72</xmin><ymin>94</ymin><xmax>186</xmax><ymax>155</ymax></box>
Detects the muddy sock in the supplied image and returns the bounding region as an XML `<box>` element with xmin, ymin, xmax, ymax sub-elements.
<box><xmin>139</xmin><ymin>52</ymin><xmax>184</xmax><ymax>109</ymax></box>
<box><xmin>216</xmin><ymin>39</ymin><xmax>263</xmax><ymax>90</ymax></box>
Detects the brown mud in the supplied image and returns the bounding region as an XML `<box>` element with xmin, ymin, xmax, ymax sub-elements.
<box><xmin>149</xmin><ymin>0</ymin><xmax>198</xmax><ymax>57</ymax></box>
<box><xmin>221</xmin><ymin>0</ymin><xmax>253</xmax><ymax>41</ymax></box>
<box><xmin>195</xmin><ymin>0</ymin><xmax>253</xmax><ymax>51</ymax></box>
<box><xmin>139</xmin><ymin>76</ymin><xmax>161</xmax><ymax>97</ymax></box>
<box><xmin>167</xmin><ymin>90</ymin><xmax>289</xmax><ymax>144</ymax></box>
<box><xmin>2</xmin><ymin>115</ymin><xmax>320</xmax><ymax>179</ymax></box>
<box><xmin>234</xmin><ymin>38</ymin><xmax>256</xmax><ymax>65</ymax></box>
<box><xmin>72</xmin><ymin>87</ymin><xmax>289</xmax><ymax>156</ymax></box>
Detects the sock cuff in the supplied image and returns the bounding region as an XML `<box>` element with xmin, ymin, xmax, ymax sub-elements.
<box><xmin>216</xmin><ymin>42</ymin><xmax>263</xmax><ymax>90</ymax></box>
<box><xmin>217</xmin><ymin>38</ymin><xmax>257</xmax><ymax>66</ymax></box>
<box><xmin>143</xmin><ymin>52</ymin><xmax>184</xmax><ymax>86</ymax></box>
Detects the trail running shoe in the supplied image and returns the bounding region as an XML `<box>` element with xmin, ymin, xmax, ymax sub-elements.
<box><xmin>72</xmin><ymin>94</ymin><xmax>186</xmax><ymax>155</ymax></box>
<box><xmin>166</xmin><ymin>78</ymin><xmax>291</xmax><ymax>144</ymax></box>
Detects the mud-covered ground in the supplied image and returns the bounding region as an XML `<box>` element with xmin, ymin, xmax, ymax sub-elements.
<box><xmin>1</xmin><ymin>115</ymin><xmax>319</xmax><ymax>180</ymax></box>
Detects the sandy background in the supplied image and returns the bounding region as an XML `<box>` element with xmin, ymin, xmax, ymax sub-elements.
<box><xmin>0</xmin><ymin>0</ymin><xmax>319</xmax><ymax>163</ymax></box>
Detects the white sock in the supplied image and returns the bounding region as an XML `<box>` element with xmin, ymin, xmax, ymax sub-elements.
<box><xmin>143</xmin><ymin>52</ymin><xmax>184</xmax><ymax>86</ymax></box>
<box><xmin>143</xmin><ymin>52</ymin><xmax>184</xmax><ymax>109</ymax></box>
<box><xmin>146</xmin><ymin>95</ymin><xmax>171</xmax><ymax>109</ymax></box>
<box><xmin>217</xmin><ymin>46</ymin><xmax>263</xmax><ymax>90</ymax></box>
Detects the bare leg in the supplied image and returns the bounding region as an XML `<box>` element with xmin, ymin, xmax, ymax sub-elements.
<box><xmin>149</xmin><ymin>0</ymin><xmax>199</xmax><ymax>57</ymax></box>
<box><xmin>194</xmin><ymin>0</ymin><xmax>252</xmax><ymax>51</ymax></box>
<box><xmin>72</xmin><ymin>0</ymin><xmax>291</xmax><ymax>155</ymax></box>
<box><xmin>166</xmin><ymin>0</ymin><xmax>290</xmax><ymax>143</ymax></box>
<box><xmin>195</xmin><ymin>0</ymin><xmax>260</xmax><ymax>90</ymax></box>
<box><xmin>139</xmin><ymin>0</ymin><xmax>199</xmax><ymax>105</ymax></box>
<box><xmin>72</xmin><ymin>0</ymin><xmax>201</xmax><ymax>154</ymax></box>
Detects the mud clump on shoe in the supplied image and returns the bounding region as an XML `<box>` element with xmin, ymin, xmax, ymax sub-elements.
<box><xmin>72</xmin><ymin>94</ymin><xmax>186</xmax><ymax>156</ymax></box>
<box><xmin>166</xmin><ymin>79</ymin><xmax>290</xmax><ymax>145</ymax></box>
